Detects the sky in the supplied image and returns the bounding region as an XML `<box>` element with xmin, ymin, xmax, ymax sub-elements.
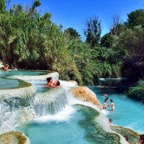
<box><xmin>10</xmin><ymin>0</ymin><xmax>144</xmax><ymax>40</ymax></box>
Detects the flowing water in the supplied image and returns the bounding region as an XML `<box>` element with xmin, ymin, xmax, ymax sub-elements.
<box><xmin>17</xmin><ymin>105</ymin><xmax>121</xmax><ymax>144</ymax></box>
<box><xmin>89</xmin><ymin>86</ymin><xmax>144</xmax><ymax>134</ymax></box>
<box><xmin>0</xmin><ymin>70</ymin><xmax>47</xmax><ymax>77</ymax></box>
<box><xmin>1</xmin><ymin>70</ymin><xmax>143</xmax><ymax>143</ymax></box>
<box><xmin>0</xmin><ymin>78</ymin><xmax>19</xmax><ymax>89</ymax></box>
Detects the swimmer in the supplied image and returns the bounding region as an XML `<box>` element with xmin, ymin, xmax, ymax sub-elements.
<box><xmin>103</xmin><ymin>93</ymin><xmax>108</xmax><ymax>97</ymax></box>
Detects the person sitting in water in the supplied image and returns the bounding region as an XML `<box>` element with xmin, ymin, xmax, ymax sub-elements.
<box><xmin>108</xmin><ymin>99</ymin><xmax>115</xmax><ymax>111</ymax></box>
<box><xmin>53</xmin><ymin>80</ymin><xmax>60</xmax><ymax>87</ymax></box>
<box><xmin>46</xmin><ymin>77</ymin><xmax>60</xmax><ymax>88</ymax></box>
<box><xmin>4</xmin><ymin>64</ymin><xmax>9</xmax><ymax>71</ymax></box>
<box><xmin>46</xmin><ymin>77</ymin><xmax>54</xmax><ymax>87</ymax></box>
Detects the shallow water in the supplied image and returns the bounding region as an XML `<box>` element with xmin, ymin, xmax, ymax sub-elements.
<box><xmin>1</xmin><ymin>69</ymin><xmax>143</xmax><ymax>143</ymax></box>
<box><xmin>17</xmin><ymin>106</ymin><xmax>89</xmax><ymax>144</ymax></box>
<box><xmin>0</xmin><ymin>78</ymin><xmax>19</xmax><ymax>88</ymax></box>
<box><xmin>89</xmin><ymin>86</ymin><xmax>144</xmax><ymax>134</ymax></box>
<box><xmin>17</xmin><ymin>105</ymin><xmax>120</xmax><ymax>144</ymax></box>
<box><xmin>0</xmin><ymin>70</ymin><xmax>47</xmax><ymax>77</ymax></box>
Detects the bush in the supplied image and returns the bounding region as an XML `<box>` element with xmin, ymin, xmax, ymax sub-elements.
<box><xmin>127</xmin><ymin>80</ymin><xmax>144</xmax><ymax>102</ymax></box>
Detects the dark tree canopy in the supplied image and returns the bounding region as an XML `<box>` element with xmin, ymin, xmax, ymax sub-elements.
<box><xmin>100</xmin><ymin>33</ymin><xmax>114</xmax><ymax>48</ymax></box>
<box><xmin>126</xmin><ymin>9</ymin><xmax>144</xmax><ymax>28</ymax></box>
<box><xmin>64</xmin><ymin>27</ymin><xmax>81</xmax><ymax>39</ymax></box>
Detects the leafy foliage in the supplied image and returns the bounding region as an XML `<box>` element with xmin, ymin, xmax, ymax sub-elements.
<box><xmin>126</xmin><ymin>9</ymin><xmax>144</xmax><ymax>28</ymax></box>
<box><xmin>84</xmin><ymin>17</ymin><xmax>102</xmax><ymax>48</ymax></box>
<box><xmin>100</xmin><ymin>33</ymin><xmax>115</xmax><ymax>48</ymax></box>
<box><xmin>128</xmin><ymin>80</ymin><xmax>144</xmax><ymax>102</ymax></box>
<box><xmin>64</xmin><ymin>27</ymin><xmax>81</xmax><ymax>39</ymax></box>
<box><xmin>0</xmin><ymin>1</ymin><xmax>144</xmax><ymax>87</ymax></box>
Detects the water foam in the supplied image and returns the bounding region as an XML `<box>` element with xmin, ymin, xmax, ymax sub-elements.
<box><xmin>67</xmin><ymin>92</ymin><xmax>101</xmax><ymax>113</ymax></box>
<box><xmin>33</xmin><ymin>105</ymin><xmax>76</xmax><ymax>123</ymax></box>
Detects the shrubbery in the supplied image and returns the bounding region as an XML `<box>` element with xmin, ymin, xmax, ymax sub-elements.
<box><xmin>127</xmin><ymin>80</ymin><xmax>144</xmax><ymax>102</ymax></box>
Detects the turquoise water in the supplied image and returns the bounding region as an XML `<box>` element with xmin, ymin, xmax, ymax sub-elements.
<box><xmin>18</xmin><ymin>106</ymin><xmax>90</xmax><ymax>144</ymax></box>
<box><xmin>1</xmin><ymin>69</ymin><xmax>143</xmax><ymax>143</ymax></box>
<box><xmin>0</xmin><ymin>78</ymin><xmax>19</xmax><ymax>88</ymax></box>
<box><xmin>17</xmin><ymin>105</ymin><xmax>120</xmax><ymax>144</ymax></box>
<box><xmin>0</xmin><ymin>70</ymin><xmax>47</xmax><ymax>89</ymax></box>
<box><xmin>89</xmin><ymin>87</ymin><xmax>144</xmax><ymax>134</ymax></box>
<box><xmin>0</xmin><ymin>70</ymin><xmax>47</xmax><ymax>77</ymax></box>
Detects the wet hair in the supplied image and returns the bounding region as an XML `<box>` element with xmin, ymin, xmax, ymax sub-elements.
<box><xmin>104</xmin><ymin>97</ymin><xmax>108</xmax><ymax>102</ymax></box>
<box><xmin>55</xmin><ymin>80</ymin><xmax>60</xmax><ymax>86</ymax></box>
<box><xmin>110</xmin><ymin>99</ymin><xmax>113</xmax><ymax>102</ymax></box>
<box><xmin>46</xmin><ymin>77</ymin><xmax>52</xmax><ymax>82</ymax></box>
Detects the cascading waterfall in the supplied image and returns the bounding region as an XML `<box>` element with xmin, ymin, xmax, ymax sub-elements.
<box><xmin>0</xmin><ymin>71</ymin><xmax>130</xmax><ymax>144</ymax></box>
<box><xmin>0</xmin><ymin>75</ymin><xmax>76</xmax><ymax>134</ymax></box>
<box><xmin>33</xmin><ymin>88</ymin><xmax>68</xmax><ymax>116</ymax></box>
<box><xmin>0</xmin><ymin>95</ymin><xmax>35</xmax><ymax>134</ymax></box>
<box><xmin>0</xmin><ymin>78</ymin><xmax>68</xmax><ymax>134</ymax></box>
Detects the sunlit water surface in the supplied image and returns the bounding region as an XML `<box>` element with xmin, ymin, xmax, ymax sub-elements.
<box><xmin>0</xmin><ymin>78</ymin><xmax>19</xmax><ymax>88</ymax></box>
<box><xmin>1</xmin><ymin>69</ymin><xmax>144</xmax><ymax>143</ymax></box>
<box><xmin>89</xmin><ymin>87</ymin><xmax>144</xmax><ymax>134</ymax></box>
<box><xmin>17</xmin><ymin>106</ymin><xmax>90</xmax><ymax>144</ymax></box>
<box><xmin>0</xmin><ymin>69</ymin><xmax>47</xmax><ymax>77</ymax></box>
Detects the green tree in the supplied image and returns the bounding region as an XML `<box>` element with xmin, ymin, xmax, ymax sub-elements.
<box><xmin>117</xmin><ymin>26</ymin><xmax>144</xmax><ymax>80</ymax></box>
<box><xmin>100</xmin><ymin>33</ymin><xmax>114</xmax><ymax>48</ymax></box>
<box><xmin>64</xmin><ymin>27</ymin><xmax>81</xmax><ymax>39</ymax></box>
<box><xmin>128</xmin><ymin>80</ymin><xmax>144</xmax><ymax>102</ymax></box>
<box><xmin>0</xmin><ymin>0</ymin><xmax>6</xmax><ymax>13</ymax></box>
<box><xmin>84</xmin><ymin>17</ymin><xmax>102</xmax><ymax>48</ymax></box>
<box><xmin>110</xmin><ymin>15</ymin><xmax>125</xmax><ymax>36</ymax></box>
<box><xmin>126</xmin><ymin>9</ymin><xmax>144</xmax><ymax>28</ymax></box>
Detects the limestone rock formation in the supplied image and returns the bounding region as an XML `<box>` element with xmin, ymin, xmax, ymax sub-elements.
<box><xmin>8</xmin><ymin>71</ymin><xmax>59</xmax><ymax>81</ymax></box>
<box><xmin>0</xmin><ymin>131</ymin><xmax>30</xmax><ymax>144</ymax></box>
<box><xmin>111</xmin><ymin>126</ymin><xmax>140</xmax><ymax>144</ymax></box>
<box><xmin>70</xmin><ymin>86</ymin><xmax>101</xmax><ymax>107</ymax></box>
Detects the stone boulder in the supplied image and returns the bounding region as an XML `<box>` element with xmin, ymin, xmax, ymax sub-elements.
<box><xmin>111</xmin><ymin>126</ymin><xmax>140</xmax><ymax>144</ymax></box>
<box><xmin>0</xmin><ymin>131</ymin><xmax>30</xmax><ymax>144</ymax></box>
<box><xmin>70</xmin><ymin>86</ymin><xmax>101</xmax><ymax>108</ymax></box>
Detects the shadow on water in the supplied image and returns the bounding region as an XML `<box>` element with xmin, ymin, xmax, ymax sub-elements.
<box><xmin>77</xmin><ymin>105</ymin><xmax>120</xmax><ymax>144</ymax></box>
<box><xmin>88</xmin><ymin>86</ymin><xmax>128</xmax><ymax>96</ymax></box>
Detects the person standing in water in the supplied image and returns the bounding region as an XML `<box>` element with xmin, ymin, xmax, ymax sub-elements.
<box><xmin>109</xmin><ymin>99</ymin><xmax>115</xmax><ymax>111</ymax></box>
<box><xmin>102</xmin><ymin>98</ymin><xmax>108</xmax><ymax>110</ymax></box>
